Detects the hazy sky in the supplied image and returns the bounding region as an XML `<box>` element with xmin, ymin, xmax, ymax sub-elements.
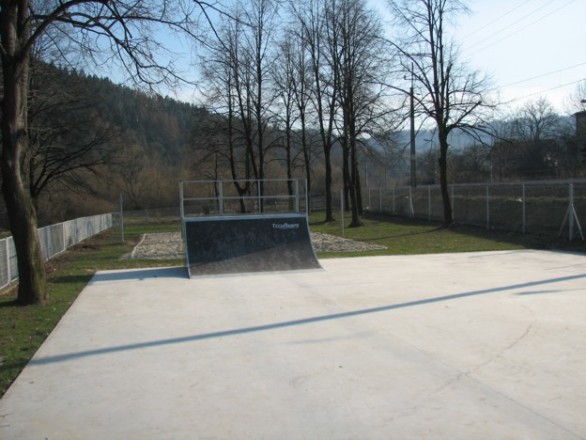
<box><xmin>370</xmin><ymin>0</ymin><xmax>586</xmax><ymax>114</ymax></box>
<box><xmin>160</xmin><ymin>0</ymin><xmax>585</xmax><ymax>116</ymax></box>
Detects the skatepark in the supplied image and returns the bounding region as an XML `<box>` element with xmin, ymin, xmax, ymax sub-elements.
<box><xmin>1</xmin><ymin>180</ymin><xmax>586</xmax><ymax>439</ymax></box>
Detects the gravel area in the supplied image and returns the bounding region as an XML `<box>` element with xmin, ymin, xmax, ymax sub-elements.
<box><xmin>126</xmin><ymin>232</ymin><xmax>385</xmax><ymax>260</ymax></box>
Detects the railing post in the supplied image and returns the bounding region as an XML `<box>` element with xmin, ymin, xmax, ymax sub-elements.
<box><xmin>340</xmin><ymin>189</ymin><xmax>345</xmax><ymax>237</ymax></box>
<box><xmin>368</xmin><ymin>188</ymin><xmax>371</xmax><ymax>210</ymax></box>
<box><xmin>451</xmin><ymin>185</ymin><xmax>455</xmax><ymax>221</ymax></box>
<box><xmin>294</xmin><ymin>179</ymin><xmax>300</xmax><ymax>213</ymax></box>
<box><xmin>522</xmin><ymin>184</ymin><xmax>526</xmax><ymax>234</ymax></box>
<box><xmin>486</xmin><ymin>185</ymin><xmax>490</xmax><ymax>230</ymax></box>
<box><xmin>120</xmin><ymin>192</ymin><xmax>125</xmax><ymax>243</ymax></box>
<box><xmin>569</xmin><ymin>182</ymin><xmax>574</xmax><ymax>241</ymax></box>
<box><xmin>428</xmin><ymin>185</ymin><xmax>432</xmax><ymax>222</ymax></box>
<box><xmin>5</xmin><ymin>239</ymin><xmax>10</xmax><ymax>285</ymax></box>
<box><xmin>61</xmin><ymin>221</ymin><xmax>66</xmax><ymax>254</ymax></box>
<box><xmin>218</xmin><ymin>180</ymin><xmax>224</xmax><ymax>215</ymax></box>
<box><xmin>379</xmin><ymin>188</ymin><xmax>382</xmax><ymax>212</ymax></box>
<box><xmin>179</xmin><ymin>182</ymin><xmax>184</xmax><ymax>220</ymax></box>
<box><xmin>257</xmin><ymin>180</ymin><xmax>261</xmax><ymax>213</ymax></box>
<box><xmin>304</xmin><ymin>179</ymin><xmax>308</xmax><ymax>214</ymax></box>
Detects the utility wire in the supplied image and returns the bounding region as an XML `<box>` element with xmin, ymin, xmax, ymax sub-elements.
<box><xmin>501</xmin><ymin>62</ymin><xmax>586</xmax><ymax>88</ymax></box>
<box><xmin>461</xmin><ymin>0</ymin><xmax>534</xmax><ymax>40</ymax></box>
<box><xmin>469</xmin><ymin>0</ymin><xmax>577</xmax><ymax>54</ymax></box>
<box><xmin>501</xmin><ymin>77</ymin><xmax>585</xmax><ymax>105</ymax></box>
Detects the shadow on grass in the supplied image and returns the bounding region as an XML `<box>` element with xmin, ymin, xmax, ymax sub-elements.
<box><xmin>0</xmin><ymin>298</ymin><xmax>20</xmax><ymax>309</ymax></box>
<box><xmin>363</xmin><ymin>212</ymin><xmax>586</xmax><ymax>253</ymax></box>
<box><xmin>49</xmin><ymin>274</ymin><xmax>95</xmax><ymax>285</ymax></box>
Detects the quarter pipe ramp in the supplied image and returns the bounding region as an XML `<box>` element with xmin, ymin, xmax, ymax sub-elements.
<box><xmin>184</xmin><ymin>213</ymin><xmax>321</xmax><ymax>276</ymax></box>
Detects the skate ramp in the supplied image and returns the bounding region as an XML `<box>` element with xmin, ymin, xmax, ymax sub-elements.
<box><xmin>184</xmin><ymin>214</ymin><xmax>321</xmax><ymax>276</ymax></box>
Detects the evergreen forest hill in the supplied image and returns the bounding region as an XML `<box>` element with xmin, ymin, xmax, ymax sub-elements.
<box><xmin>1</xmin><ymin>63</ymin><xmax>212</xmax><ymax>229</ymax></box>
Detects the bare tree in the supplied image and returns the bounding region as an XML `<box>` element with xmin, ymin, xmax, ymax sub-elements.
<box><xmin>26</xmin><ymin>62</ymin><xmax>120</xmax><ymax>203</ymax></box>
<box><xmin>492</xmin><ymin>98</ymin><xmax>577</xmax><ymax>180</ymax></box>
<box><xmin>0</xmin><ymin>0</ymin><xmax>214</xmax><ymax>305</ymax></box>
<box><xmin>386</xmin><ymin>0</ymin><xmax>493</xmax><ymax>225</ymax></box>
<box><xmin>565</xmin><ymin>80</ymin><xmax>586</xmax><ymax>114</ymax></box>
<box><xmin>332</xmin><ymin>0</ymin><xmax>389</xmax><ymax>227</ymax></box>
<box><xmin>291</xmin><ymin>0</ymin><xmax>342</xmax><ymax>222</ymax></box>
<box><xmin>199</xmin><ymin>0</ymin><xmax>279</xmax><ymax>210</ymax></box>
<box><xmin>271</xmin><ymin>39</ymin><xmax>301</xmax><ymax>206</ymax></box>
<box><xmin>509</xmin><ymin>98</ymin><xmax>566</xmax><ymax>142</ymax></box>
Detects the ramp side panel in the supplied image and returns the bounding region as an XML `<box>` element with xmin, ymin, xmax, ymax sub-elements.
<box><xmin>185</xmin><ymin>215</ymin><xmax>321</xmax><ymax>276</ymax></box>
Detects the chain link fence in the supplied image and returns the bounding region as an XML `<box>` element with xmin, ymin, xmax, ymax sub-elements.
<box><xmin>365</xmin><ymin>180</ymin><xmax>586</xmax><ymax>240</ymax></box>
<box><xmin>0</xmin><ymin>213</ymin><xmax>113</xmax><ymax>290</ymax></box>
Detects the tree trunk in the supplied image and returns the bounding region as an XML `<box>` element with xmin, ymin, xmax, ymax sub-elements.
<box><xmin>349</xmin><ymin>127</ymin><xmax>362</xmax><ymax>227</ymax></box>
<box><xmin>300</xmin><ymin>117</ymin><xmax>311</xmax><ymax>201</ymax></box>
<box><xmin>324</xmin><ymin>146</ymin><xmax>334</xmax><ymax>222</ymax></box>
<box><xmin>1</xmin><ymin>1</ymin><xmax>49</xmax><ymax>304</ymax></box>
<box><xmin>285</xmin><ymin>116</ymin><xmax>294</xmax><ymax>211</ymax></box>
<box><xmin>438</xmin><ymin>131</ymin><xmax>453</xmax><ymax>226</ymax></box>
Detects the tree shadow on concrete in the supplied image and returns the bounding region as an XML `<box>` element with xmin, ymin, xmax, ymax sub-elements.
<box><xmin>29</xmin><ymin>272</ymin><xmax>586</xmax><ymax>366</ymax></box>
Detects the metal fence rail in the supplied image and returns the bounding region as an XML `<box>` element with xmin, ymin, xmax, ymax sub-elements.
<box><xmin>365</xmin><ymin>180</ymin><xmax>586</xmax><ymax>240</ymax></box>
<box><xmin>0</xmin><ymin>213</ymin><xmax>113</xmax><ymax>290</ymax></box>
<box><xmin>180</xmin><ymin>179</ymin><xmax>308</xmax><ymax>218</ymax></box>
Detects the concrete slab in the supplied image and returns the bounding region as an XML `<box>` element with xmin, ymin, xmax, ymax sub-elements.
<box><xmin>1</xmin><ymin>250</ymin><xmax>586</xmax><ymax>439</ymax></box>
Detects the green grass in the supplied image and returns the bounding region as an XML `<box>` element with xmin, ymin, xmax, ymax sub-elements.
<box><xmin>309</xmin><ymin>211</ymin><xmax>586</xmax><ymax>257</ymax></box>
<box><xmin>1</xmin><ymin>214</ymin><xmax>584</xmax><ymax>398</ymax></box>
<box><xmin>0</xmin><ymin>223</ymin><xmax>182</xmax><ymax>397</ymax></box>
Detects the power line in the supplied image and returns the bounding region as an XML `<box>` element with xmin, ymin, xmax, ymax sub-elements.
<box><xmin>501</xmin><ymin>77</ymin><xmax>585</xmax><ymax>106</ymax></box>
<box><xmin>501</xmin><ymin>62</ymin><xmax>586</xmax><ymax>88</ymax></box>
<box><xmin>470</xmin><ymin>0</ymin><xmax>577</xmax><ymax>54</ymax></box>
<box><xmin>461</xmin><ymin>0</ymin><xmax>534</xmax><ymax>40</ymax></box>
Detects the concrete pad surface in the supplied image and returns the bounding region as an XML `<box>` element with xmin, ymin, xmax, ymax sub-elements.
<box><xmin>1</xmin><ymin>250</ymin><xmax>586</xmax><ymax>439</ymax></box>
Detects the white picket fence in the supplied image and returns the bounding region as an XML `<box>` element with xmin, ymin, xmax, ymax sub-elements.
<box><xmin>0</xmin><ymin>213</ymin><xmax>113</xmax><ymax>290</ymax></box>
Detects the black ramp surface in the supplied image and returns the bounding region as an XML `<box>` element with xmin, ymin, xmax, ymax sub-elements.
<box><xmin>185</xmin><ymin>214</ymin><xmax>321</xmax><ymax>276</ymax></box>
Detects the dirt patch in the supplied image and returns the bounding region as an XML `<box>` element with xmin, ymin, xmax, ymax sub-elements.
<box><xmin>126</xmin><ymin>232</ymin><xmax>385</xmax><ymax>260</ymax></box>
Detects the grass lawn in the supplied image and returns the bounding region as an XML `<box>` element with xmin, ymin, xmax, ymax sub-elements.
<box><xmin>309</xmin><ymin>211</ymin><xmax>586</xmax><ymax>257</ymax></box>
<box><xmin>1</xmin><ymin>213</ymin><xmax>584</xmax><ymax>397</ymax></box>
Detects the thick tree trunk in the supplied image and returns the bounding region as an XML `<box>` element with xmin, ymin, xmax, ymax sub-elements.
<box><xmin>438</xmin><ymin>132</ymin><xmax>453</xmax><ymax>226</ymax></box>
<box><xmin>1</xmin><ymin>1</ymin><xmax>49</xmax><ymax>304</ymax></box>
<box><xmin>349</xmin><ymin>129</ymin><xmax>362</xmax><ymax>228</ymax></box>
<box><xmin>1</xmin><ymin>152</ymin><xmax>48</xmax><ymax>305</ymax></box>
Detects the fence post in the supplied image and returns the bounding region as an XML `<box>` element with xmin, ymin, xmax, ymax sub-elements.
<box><xmin>451</xmin><ymin>185</ymin><xmax>455</xmax><ymax>221</ymax></box>
<box><xmin>340</xmin><ymin>189</ymin><xmax>345</xmax><ymax>237</ymax></box>
<box><xmin>392</xmin><ymin>187</ymin><xmax>396</xmax><ymax>214</ymax></box>
<box><xmin>559</xmin><ymin>182</ymin><xmax>584</xmax><ymax>240</ymax></box>
<box><xmin>120</xmin><ymin>192</ymin><xmax>125</xmax><ymax>243</ymax></box>
<box><xmin>257</xmin><ymin>180</ymin><xmax>261</xmax><ymax>213</ymax></box>
<box><xmin>569</xmin><ymin>183</ymin><xmax>574</xmax><ymax>241</ymax></box>
<box><xmin>5</xmin><ymin>239</ymin><xmax>10</xmax><ymax>285</ymax></box>
<box><xmin>379</xmin><ymin>188</ymin><xmax>383</xmax><ymax>212</ymax></box>
<box><xmin>304</xmin><ymin>180</ymin><xmax>308</xmax><ymax>214</ymax></box>
<box><xmin>522</xmin><ymin>184</ymin><xmax>526</xmax><ymax>234</ymax></box>
<box><xmin>218</xmin><ymin>180</ymin><xmax>224</xmax><ymax>215</ymax></box>
<box><xmin>428</xmin><ymin>185</ymin><xmax>432</xmax><ymax>222</ymax></box>
<box><xmin>486</xmin><ymin>185</ymin><xmax>490</xmax><ymax>230</ymax></box>
<box><xmin>61</xmin><ymin>221</ymin><xmax>66</xmax><ymax>254</ymax></box>
<box><xmin>294</xmin><ymin>179</ymin><xmax>300</xmax><ymax>213</ymax></box>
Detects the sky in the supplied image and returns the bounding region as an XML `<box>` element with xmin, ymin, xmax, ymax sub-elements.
<box><xmin>369</xmin><ymin>0</ymin><xmax>586</xmax><ymax>115</ymax></box>
<box><xmin>158</xmin><ymin>0</ymin><xmax>586</xmax><ymax>117</ymax></box>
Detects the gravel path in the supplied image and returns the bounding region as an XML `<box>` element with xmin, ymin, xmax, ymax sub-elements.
<box><xmin>127</xmin><ymin>232</ymin><xmax>385</xmax><ymax>260</ymax></box>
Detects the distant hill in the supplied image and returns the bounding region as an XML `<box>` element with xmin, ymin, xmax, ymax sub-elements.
<box><xmin>51</xmin><ymin>66</ymin><xmax>206</xmax><ymax>165</ymax></box>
